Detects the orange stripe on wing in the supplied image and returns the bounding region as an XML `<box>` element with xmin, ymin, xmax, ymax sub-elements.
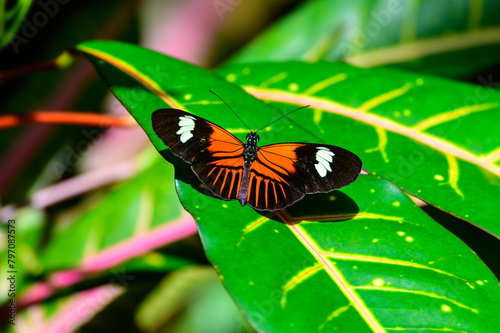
<box><xmin>272</xmin><ymin>182</ymin><xmax>278</xmax><ymax>204</ymax></box>
<box><xmin>207</xmin><ymin>123</ymin><xmax>243</xmax><ymax>145</ymax></box>
<box><xmin>252</xmin><ymin>159</ymin><xmax>290</xmax><ymax>185</ymax></box>
<box><xmin>206</xmin><ymin>167</ymin><xmax>217</xmax><ymax>179</ymax></box>
<box><xmin>220</xmin><ymin>169</ymin><xmax>230</xmax><ymax>195</ymax></box>
<box><xmin>206</xmin><ymin>124</ymin><xmax>244</xmax><ymax>158</ymax></box>
<box><xmin>208</xmin><ymin>157</ymin><xmax>244</xmax><ymax>167</ymax></box>
<box><xmin>279</xmin><ymin>183</ymin><xmax>287</xmax><ymax>199</ymax></box>
<box><xmin>210</xmin><ymin>146</ymin><xmax>244</xmax><ymax>158</ymax></box>
<box><xmin>213</xmin><ymin>168</ymin><xmax>224</xmax><ymax>186</ymax></box>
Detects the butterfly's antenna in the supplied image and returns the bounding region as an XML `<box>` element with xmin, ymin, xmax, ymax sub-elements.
<box><xmin>256</xmin><ymin>105</ymin><xmax>310</xmax><ymax>132</ymax></box>
<box><xmin>209</xmin><ymin>90</ymin><xmax>251</xmax><ymax>131</ymax></box>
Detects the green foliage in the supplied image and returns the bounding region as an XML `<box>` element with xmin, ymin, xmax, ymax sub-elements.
<box><xmin>77</xmin><ymin>40</ymin><xmax>500</xmax><ymax>332</ymax></box>
<box><xmin>0</xmin><ymin>0</ymin><xmax>33</xmax><ymax>48</ymax></box>
<box><xmin>39</xmin><ymin>149</ymin><xmax>184</xmax><ymax>272</ymax></box>
<box><xmin>216</xmin><ymin>62</ymin><xmax>500</xmax><ymax>238</ymax></box>
<box><xmin>180</xmin><ymin>176</ymin><xmax>500</xmax><ymax>332</ymax></box>
<box><xmin>232</xmin><ymin>0</ymin><xmax>500</xmax><ymax>77</ymax></box>
<box><xmin>2</xmin><ymin>2</ymin><xmax>500</xmax><ymax>332</ymax></box>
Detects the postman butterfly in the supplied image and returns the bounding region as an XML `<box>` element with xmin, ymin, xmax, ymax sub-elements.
<box><xmin>152</xmin><ymin>93</ymin><xmax>362</xmax><ymax>211</ymax></box>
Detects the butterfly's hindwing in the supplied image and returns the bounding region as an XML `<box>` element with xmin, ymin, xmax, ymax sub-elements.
<box><xmin>193</xmin><ymin>158</ymin><xmax>244</xmax><ymax>200</ymax></box>
<box><xmin>246</xmin><ymin>157</ymin><xmax>304</xmax><ymax>210</ymax></box>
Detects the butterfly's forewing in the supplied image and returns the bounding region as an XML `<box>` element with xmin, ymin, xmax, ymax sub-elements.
<box><xmin>152</xmin><ymin>109</ymin><xmax>245</xmax><ymax>200</ymax></box>
<box><xmin>248</xmin><ymin>143</ymin><xmax>362</xmax><ymax>210</ymax></box>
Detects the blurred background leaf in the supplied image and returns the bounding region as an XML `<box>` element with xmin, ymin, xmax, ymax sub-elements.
<box><xmin>0</xmin><ymin>0</ymin><xmax>141</xmax><ymax>203</ymax></box>
<box><xmin>0</xmin><ymin>0</ymin><xmax>34</xmax><ymax>49</ymax></box>
<box><xmin>231</xmin><ymin>0</ymin><xmax>500</xmax><ymax>78</ymax></box>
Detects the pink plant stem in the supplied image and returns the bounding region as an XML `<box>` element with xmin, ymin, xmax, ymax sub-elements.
<box><xmin>18</xmin><ymin>211</ymin><xmax>197</xmax><ymax>308</ymax></box>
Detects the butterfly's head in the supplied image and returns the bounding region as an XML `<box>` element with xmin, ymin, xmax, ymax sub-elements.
<box><xmin>246</xmin><ymin>132</ymin><xmax>260</xmax><ymax>144</ymax></box>
<box><xmin>246</xmin><ymin>132</ymin><xmax>260</xmax><ymax>145</ymax></box>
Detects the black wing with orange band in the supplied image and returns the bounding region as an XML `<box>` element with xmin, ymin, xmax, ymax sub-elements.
<box><xmin>244</xmin><ymin>143</ymin><xmax>362</xmax><ymax>210</ymax></box>
<box><xmin>152</xmin><ymin>109</ymin><xmax>245</xmax><ymax>201</ymax></box>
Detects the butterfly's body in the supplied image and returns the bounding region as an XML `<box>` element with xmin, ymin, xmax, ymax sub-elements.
<box><xmin>239</xmin><ymin>132</ymin><xmax>260</xmax><ymax>206</ymax></box>
<box><xmin>152</xmin><ymin>108</ymin><xmax>362</xmax><ymax>211</ymax></box>
<box><xmin>243</xmin><ymin>133</ymin><xmax>260</xmax><ymax>166</ymax></box>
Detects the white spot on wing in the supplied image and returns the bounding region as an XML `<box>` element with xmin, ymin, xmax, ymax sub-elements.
<box><xmin>316</xmin><ymin>155</ymin><xmax>332</xmax><ymax>172</ymax></box>
<box><xmin>315</xmin><ymin>163</ymin><xmax>327</xmax><ymax>177</ymax></box>
<box><xmin>180</xmin><ymin>132</ymin><xmax>193</xmax><ymax>143</ymax></box>
<box><xmin>317</xmin><ymin>148</ymin><xmax>334</xmax><ymax>161</ymax></box>
<box><xmin>176</xmin><ymin>125</ymin><xmax>194</xmax><ymax>134</ymax></box>
<box><xmin>178</xmin><ymin>115</ymin><xmax>196</xmax><ymax>143</ymax></box>
<box><xmin>315</xmin><ymin>147</ymin><xmax>335</xmax><ymax>178</ymax></box>
<box><xmin>181</xmin><ymin>132</ymin><xmax>193</xmax><ymax>143</ymax></box>
<box><xmin>179</xmin><ymin>119</ymin><xmax>195</xmax><ymax>126</ymax></box>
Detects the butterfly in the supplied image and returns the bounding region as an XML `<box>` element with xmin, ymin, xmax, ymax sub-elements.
<box><xmin>152</xmin><ymin>98</ymin><xmax>362</xmax><ymax>211</ymax></box>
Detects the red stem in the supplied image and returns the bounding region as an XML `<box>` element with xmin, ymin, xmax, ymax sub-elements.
<box><xmin>0</xmin><ymin>52</ymin><xmax>74</xmax><ymax>83</ymax></box>
<box><xmin>0</xmin><ymin>111</ymin><xmax>136</xmax><ymax>129</ymax></box>
<box><xmin>0</xmin><ymin>60</ymin><xmax>60</xmax><ymax>82</ymax></box>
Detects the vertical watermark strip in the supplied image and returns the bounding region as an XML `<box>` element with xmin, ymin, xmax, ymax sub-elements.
<box><xmin>6</xmin><ymin>218</ymin><xmax>17</xmax><ymax>326</ymax></box>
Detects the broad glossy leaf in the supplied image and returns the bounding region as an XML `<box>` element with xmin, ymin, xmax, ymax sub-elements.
<box><xmin>78</xmin><ymin>41</ymin><xmax>500</xmax><ymax>238</ymax></box>
<box><xmin>178</xmin><ymin>175</ymin><xmax>500</xmax><ymax>332</ymax></box>
<box><xmin>232</xmin><ymin>0</ymin><xmax>500</xmax><ymax>77</ymax></box>
<box><xmin>75</xmin><ymin>41</ymin><xmax>500</xmax><ymax>331</ymax></box>
<box><xmin>216</xmin><ymin>62</ymin><xmax>500</xmax><ymax>239</ymax></box>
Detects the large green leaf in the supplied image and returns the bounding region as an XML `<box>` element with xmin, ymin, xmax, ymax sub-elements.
<box><xmin>216</xmin><ymin>62</ymin><xmax>500</xmax><ymax>239</ymax></box>
<box><xmin>75</xmin><ymin>41</ymin><xmax>289</xmax><ymax>154</ymax></box>
<box><xmin>75</xmin><ymin>41</ymin><xmax>500</xmax><ymax>332</ymax></box>
<box><xmin>178</xmin><ymin>175</ymin><xmax>500</xmax><ymax>332</ymax></box>
<box><xmin>78</xmin><ymin>41</ymin><xmax>500</xmax><ymax>239</ymax></box>
<box><xmin>231</xmin><ymin>0</ymin><xmax>500</xmax><ymax>77</ymax></box>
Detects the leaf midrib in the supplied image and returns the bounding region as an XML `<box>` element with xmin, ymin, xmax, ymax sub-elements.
<box><xmin>245</xmin><ymin>87</ymin><xmax>500</xmax><ymax>177</ymax></box>
<box><xmin>77</xmin><ymin>46</ymin><xmax>182</xmax><ymax>109</ymax></box>
<box><xmin>277</xmin><ymin>211</ymin><xmax>385</xmax><ymax>332</ymax></box>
